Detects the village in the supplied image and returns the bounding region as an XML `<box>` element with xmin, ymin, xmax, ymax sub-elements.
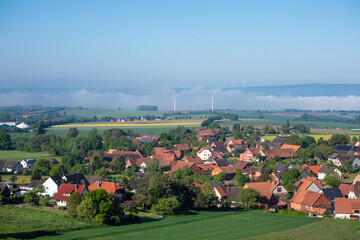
<box><xmin>1</xmin><ymin>121</ymin><xmax>360</xmax><ymax>224</ymax></box>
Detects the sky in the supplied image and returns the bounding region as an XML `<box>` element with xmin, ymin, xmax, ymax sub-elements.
<box><xmin>0</xmin><ymin>0</ymin><xmax>359</xmax><ymax>110</ymax></box>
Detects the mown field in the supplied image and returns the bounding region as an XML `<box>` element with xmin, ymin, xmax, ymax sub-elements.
<box><xmin>0</xmin><ymin>205</ymin><xmax>101</xmax><ymax>239</ymax></box>
<box><xmin>0</xmin><ymin>150</ymin><xmax>58</xmax><ymax>162</ymax></box>
<box><xmin>36</xmin><ymin>211</ymin><xmax>317</xmax><ymax>240</ymax></box>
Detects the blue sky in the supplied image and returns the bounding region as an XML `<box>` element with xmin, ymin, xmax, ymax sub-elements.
<box><xmin>0</xmin><ymin>1</ymin><xmax>359</xmax><ymax>110</ymax></box>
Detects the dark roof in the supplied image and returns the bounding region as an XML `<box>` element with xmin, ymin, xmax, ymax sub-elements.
<box><xmin>334</xmin><ymin>145</ymin><xmax>358</xmax><ymax>153</ymax></box>
<box><xmin>226</xmin><ymin>187</ymin><xmax>243</xmax><ymax>202</ymax></box>
<box><xmin>140</xmin><ymin>138</ymin><xmax>156</xmax><ymax>143</ymax></box>
<box><xmin>207</xmin><ymin>180</ymin><xmax>224</xmax><ymax>187</ymax></box>
<box><xmin>273</xmin><ymin>163</ymin><xmax>289</xmax><ymax>172</ymax></box>
<box><xmin>64</xmin><ymin>173</ymin><xmax>89</xmax><ymax>186</ymax></box>
<box><xmin>49</xmin><ymin>158</ymin><xmax>59</xmax><ymax>164</ymax></box>
<box><xmin>211</xmin><ymin>141</ymin><xmax>228</xmax><ymax>153</ymax></box>
<box><xmin>49</xmin><ymin>175</ymin><xmax>62</xmax><ymax>186</ymax></box>
<box><xmin>329</xmin><ymin>153</ymin><xmax>340</xmax><ymax>159</ymax></box>
<box><xmin>3</xmin><ymin>160</ymin><xmax>21</xmax><ymax>168</ymax></box>
<box><xmin>272</xmin><ymin>137</ymin><xmax>288</xmax><ymax>144</ymax></box>
<box><xmin>86</xmin><ymin>176</ymin><xmax>109</xmax><ymax>185</ymax></box>
<box><xmin>321</xmin><ymin>188</ymin><xmax>343</xmax><ymax>202</ymax></box>
<box><xmin>29</xmin><ymin>180</ymin><xmax>45</xmax><ymax>188</ymax></box>
<box><xmin>214</xmin><ymin>159</ymin><xmax>230</xmax><ymax>167</ymax></box>
<box><xmin>318</xmin><ymin>166</ymin><xmax>336</xmax><ymax>174</ymax></box>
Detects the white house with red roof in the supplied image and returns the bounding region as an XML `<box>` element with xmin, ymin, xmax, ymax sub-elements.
<box><xmin>53</xmin><ymin>184</ymin><xmax>88</xmax><ymax>206</ymax></box>
<box><xmin>197</xmin><ymin>147</ymin><xmax>212</xmax><ymax>161</ymax></box>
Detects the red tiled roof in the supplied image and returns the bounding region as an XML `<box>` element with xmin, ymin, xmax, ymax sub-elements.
<box><xmin>233</xmin><ymin>160</ymin><xmax>249</xmax><ymax>170</ymax></box>
<box><xmin>291</xmin><ymin>189</ymin><xmax>329</xmax><ymax>206</ymax></box>
<box><xmin>182</xmin><ymin>155</ymin><xmax>203</xmax><ymax>164</ymax></box>
<box><xmin>339</xmin><ymin>183</ymin><xmax>355</xmax><ymax>196</ymax></box>
<box><xmin>308</xmin><ymin>165</ymin><xmax>322</xmax><ymax>176</ymax></box>
<box><xmin>169</xmin><ymin>161</ymin><xmax>195</xmax><ymax>175</ymax></box>
<box><xmin>280</xmin><ymin>144</ymin><xmax>301</xmax><ymax>152</ymax></box>
<box><xmin>335</xmin><ymin>198</ymin><xmax>360</xmax><ymax>214</ymax></box>
<box><xmin>243</xmin><ymin>181</ymin><xmax>278</xmax><ymax>200</ymax></box>
<box><xmin>215</xmin><ymin>186</ymin><xmax>227</xmax><ymax>197</ymax></box>
<box><xmin>53</xmin><ymin>184</ymin><xmax>86</xmax><ymax>201</ymax></box>
<box><xmin>88</xmin><ymin>181</ymin><xmax>123</xmax><ymax>194</ymax></box>
<box><xmin>106</xmin><ymin>149</ymin><xmax>143</xmax><ymax>157</ymax></box>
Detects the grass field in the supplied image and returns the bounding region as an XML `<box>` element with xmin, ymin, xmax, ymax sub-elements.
<box><xmin>0</xmin><ymin>205</ymin><xmax>101</xmax><ymax>239</ymax></box>
<box><xmin>36</xmin><ymin>211</ymin><xmax>317</xmax><ymax>240</ymax></box>
<box><xmin>262</xmin><ymin>134</ymin><xmax>359</xmax><ymax>142</ymax></box>
<box><xmin>45</xmin><ymin>121</ymin><xmax>201</xmax><ymax>137</ymax></box>
<box><xmin>0</xmin><ymin>150</ymin><xmax>59</xmax><ymax>162</ymax></box>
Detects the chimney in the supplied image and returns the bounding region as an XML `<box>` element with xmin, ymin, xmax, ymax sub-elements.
<box><xmin>75</xmin><ymin>184</ymin><xmax>77</xmax><ymax>190</ymax></box>
<box><xmin>97</xmin><ymin>181</ymin><xmax>100</xmax><ymax>189</ymax></box>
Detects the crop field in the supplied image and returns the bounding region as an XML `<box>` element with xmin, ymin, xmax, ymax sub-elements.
<box><xmin>0</xmin><ymin>150</ymin><xmax>58</xmax><ymax>162</ymax></box>
<box><xmin>262</xmin><ymin>134</ymin><xmax>359</xmax><ymax>142</ymax></box>
<box><xmin>36</xmin><ymin>211</ymin><xmax>317</xmax><ymax>240</ymax></box>
<box><xmin>58</xmin><ymin>110</ymin><xmax>168</xmax><ymax>118</ymax></box>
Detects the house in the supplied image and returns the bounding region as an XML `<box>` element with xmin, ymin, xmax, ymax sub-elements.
<box><xmin>270</xmin><ymin>171</ymin><xmax>285</xmax><ymax>182</ymax></box>
<box><xmin>207</xmin><ymin>180</ymin><xmax>224</xmax><ymax>188</ymax></box>
<box><xmin>175</xmin><ymin>143</ymin><xmax>193</xmax><ymax>153</ymax></box>
<box><xmin>20</xmin><ymin>159</ymin><xmax>36</xmax><ymax>169</ymax></box>
<box><xmin>182</xmin><ymin>155</ymin><xmax>203</xmax><ymax>164</ymax></box>
<box><xmin>268</xmin><ymin>137</ymin><xmax>288</xmax><ymax>149</ymax></box>
<box><xmin>226</xmin><ymin>187</ymin><xmax>243</xmax><ymax>206</ymax></box>
<box><xmin>43</xmin><ymin>175</ymin><xmax>62</xmax><ymax>197</ymax></box>
<box><xmin>49</xmin><ymin>158</ymin><xmax>59</xmax><ymax>165</ymax></box>
<box><xmin>242</xmin><ymin>167</ymin><xmax>265</xmax><ymax>179</ymax></box>
<box><xmin>243</xmin><ymin>181</ymin><xmax>278</xmax><ymax>207</ymax></box>
<box><xmin>53</xmin><ymin>184</ymin><xmax>88</xmax><ymax>206</ymax></box>
<box><xmin>0</xmin><ymin>183</ymin><xmax>11</xmax><ymax>198</ymax></box>
<box><xmin>290</xmin><ymin>188</ymin><xmax>332</xmax><ymax>214</ymax></box>
<box><xmin>169</xmin><ymin>161</ymin><xmax>202</xmax><ymax>175</ymax></box>
<box><xmin>209</xmin><ymin>141</ymin><xmax>228</xmax><ymax>155</ymax></box>
<box><xmin>233</xmin><ymin>160</ymin><xmax>249</xmax><ymax>171</ymax></box>
<box><xmin>211</xmin><ymin>166</ymin><xmax>236</xmax><ymax>180</ymax></box>
<box><xmin>125</xmin><ymin>157</ymin><xmax>152</xmax><ymax>172</ymax></box>
<box><xmin>299</xmin><ymin>165</ymin><xmax>317</xmax><ymax>179</ymax></box>
<box><xmin>214</xmin><ymin>185</ymin><xmax>227</xmax><ymax>202</ymax></box>
<box><xmin>88</xmin><ymin>181</ymin><xmax>124</xmax><ymax>197</ymax></box>
<box><xmin>273</xmin><ymin>163</ymin><xmax>290</xmax><ymax>173</ymax></box>
<box><xmin>319</xmin><ymin>188</ymin><xmax>343</xmax><ymax>206</ymax></box>
<box><xmin>240</xmin><ymin>148</ymin><xmax>261</xmax><ymax>162</ymax></box>
<box><xmin>63</xmin><ymin>173</ymin><xmax>89</xmax><ymax>186</ymax></box>
<box><xmin>86</xmin><ymin>176</ymin><xmax>109</xmax><ymax>185</ymax></box>
<box><xmin>104</xmin><ymin>149</ymin><xmax>143</xmax><ymax>162</ymax></box>
<box><xmin>353</xmin><ymin>174</ymin><xmax>360</xmax><ymax>185</ymax></box>
<box><xmin>197</xmin><ymin>147</ymin><xmax>212</xmax><ymax>161</ymax></box>
<box><xmin>348</xmin><ymin>188</ymin><xmax>360</xmax><ymax>199</ymax></box>
<box><xmin>294</xmin><ymin>177</ymin><xmax>323</xmax><ymax>193</ymax></box>
<box><xmin>333</xmin><ymin>154</ymin><xmax>359</xmax><ymax>168</ymax></box>
<box><xmin>280</xmin><ymin>144</ymin><xmax>301</xmax><ymax>152</ymax></box>
<box><xmin>260</xmin><ymin>149</ymin><xmax>296</xmax><ymax>160</ymax></box>
<box><xmin>338</xmin><ymin>183</ymin><xmax>355</xmax><ymax>197</ymax></box>
<box><xmin>318</xmin><ymin>166</ymin><xmax>342</xmax><ymax>180</ymax></box>
<box><xmin>28</xmin><ymin>179</ymin><xmax>45</xmax><ymax>191</ymax></box>
<box><xmin>4</xmin><ymin>161</ymin><xmax>23</xmax><ymax>173</ymax></box>
<box><xmin>335</xmin><ymin>198</ymin><xmax>360</xmax><ymax>220</ymax></box>
<box><xmin>151</xmin><ymin>147</ymin><xmax>180</xmax><ymax>161</ymax></box>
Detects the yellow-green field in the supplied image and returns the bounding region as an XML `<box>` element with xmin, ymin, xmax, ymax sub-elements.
<box><xmin>262</xmin><ymin>134</ymin><xmax>358</xmax><ymax>142</ymax></box>
<box><xmin>52</xmin><ymin>122</ymin><xmax>201</xmax><ymax>128</ymax></box>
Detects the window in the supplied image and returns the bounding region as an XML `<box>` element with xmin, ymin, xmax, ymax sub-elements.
<box><xmin>277</xmin><ymin>187</ymin><xmax>282</xmax><ymax>192</ymax></box>
<box><xmin>355</xmin><ymin>210</ymin><xmax>359</xmax><ymax>214</ymax></box>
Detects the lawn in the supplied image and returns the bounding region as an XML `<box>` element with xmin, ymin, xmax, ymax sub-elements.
<box><xmin>36</xmin><ymin>211</ymin><xmax>317</xmax><ymax>240</ymax></box>
<box><xmin>0</xmin><ymin>205</ymin><xmax>101</xmax><ymax>239</ymax></box>
<box><xmin>0</xmin><ymin>150</ymin><xmax>59</xmax><ymax>162</ymax></box>
<box><xmin>244</xmin><ymin>217</ymin><xmax>360</xmax><ymax>240</ymax></box>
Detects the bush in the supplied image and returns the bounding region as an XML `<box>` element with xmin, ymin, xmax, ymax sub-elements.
<box><xmin>95</xmin><ymin>214</ymin><xmax>107</xmax><ymax>223</ymax></box>
<box><xmin>39</xmin><ymin>198</ymin><xmax>50</xmax><ymax>207</ymax></box>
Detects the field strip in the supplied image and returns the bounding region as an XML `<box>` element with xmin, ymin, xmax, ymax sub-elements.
<box><xmin>51</xmin><ymin>122</ymin><xmax>201</xmax><ymax>128</ymax></box>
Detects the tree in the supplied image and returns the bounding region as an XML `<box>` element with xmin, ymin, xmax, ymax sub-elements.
<box><xmin>324</xmin><ymin>171</ymin><xmax>341</xmax><ymax>187</ymax></box>
<box><xmin>257</xmin><ymin>173</ymin><xmax>271</xmax><ymax>182</ymax></box>
<box><xmin>262</xmin><ymin>125</ymin><xmax>275</xmax><ymax>134</ymax></box>
<box><xmin>233</xmin><ymin>124</ymin><xmax>241</xmax><ymax>132</ymax></box>
<box><xmin>0</xmin><ymin>132</ymin><xmax>11</xmax><ymax>150</ymax></box>
<box><xmin>293</xmin><ymin>124</ymin><xmax>310</xmax><ymax>133</ymax></box>
<box><xmin>122</xmin><ymin>200</ymin><xmax>138</xmax><ymax>213</ymax></box>
<box><xmin>213</xmin><ymin>172</ymin><xmax>225</xmax><ymax>181</ymax></box>
<box><xmin>152</xmin><ymin>197</ymin><xmax>180</xmax><ymax>215</ymax></box>
<box><xmin>234</xmin><ymin>169</ymin><xmax>250</xmax><ymax>187</ymax></box>
<box><xmin>286</xmin><ymin>135</ymin><xmax>302</xmax><ymax>146</ymax></box>
<box><xmin>94</xmin><ymin>167</ymin><xmax>110</xmax><ymax>179</ymax></box>
<box><xmin>132</xmin><ymin>182</ymin><xmax>151</xmax><ymax>209</ymax></box>
<box><xmin>146</xmin><ymin>159</ymin><xmax>160</xmax><ymax>174</ymax></box>
<box><xmin>328</xmin><ymin>134</ymin><xmax>350</xmax><ymax>146</ymax></box>
<box><xmin>136</xmin><ymin>105</ymin><xmax>158</xmax><ymax>111</ymax></box>
<box><xmin>282</xmin><ymin>168</ymin><xmax>301</xmax><ymax>191</ymax></box>
<box><xmin>238</xmin><ymin>188</ymin><xmax>260</xmax><ymax>209</ymax></box>
<box><xmin>67</xmin><ymin>127</ymin><xmax>79</xmax><ymax>138</ymax></box>
<box><xmin>67</xmin><ymin>192</ymin><xmax>82</xmax><ymax>216</ymax></box>
<box><xmin>302</xmin><ymin>136</ymin><xmax>316</xmax><ymax>148</ymax></box>
<box><xmin>32</xmin><ymin>159</ymin><xmax>52</xmax><ymax>175</ymax></box>
<box><xmin>194</xmin><ymin>183</ymin><xmax>216</xmax><ymax>209</ymax></box>
<box><xmin>10</xmin><ymin>175</ymin><xmax>18</xmax><ymax>184</ymax></box>
<box><xmin>24</xmin><ymin>191</ymin><xmax>39</xmax><ymax>205</ymax></box>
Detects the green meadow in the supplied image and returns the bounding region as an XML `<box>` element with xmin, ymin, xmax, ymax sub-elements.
<box><xmin>36</xmin><ymin>211</ymin><xmax>317</xmax><ymax>240</ymax></box>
